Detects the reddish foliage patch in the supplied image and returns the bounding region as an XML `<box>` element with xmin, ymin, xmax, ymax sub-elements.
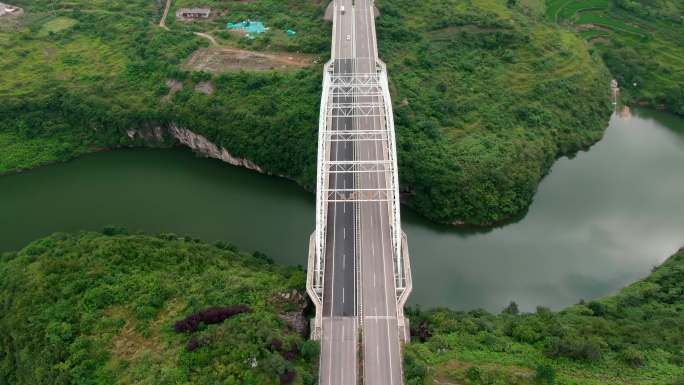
<box><xmin>187</xmin><ymin>336</ymin><xmax>203</xmax><ymax>352</ymax></box>
<box><xmin>270</xmin><ymin>338</ymin><xmax>300</xmax><ymax>361</ymax></box>
<box><xmin>413</xmin><ymin>319</ymin><xmax>432</xmax><ymax>342</ymax></box>
<box><xmin>174</xmin><ymin>305</ymin><xmax>253</xmax><ymax>333</ymax></box>
<box><xmin>280</xmin><ymin>369</ymin><xmax>296</xmax><ymax>384</ymax></box>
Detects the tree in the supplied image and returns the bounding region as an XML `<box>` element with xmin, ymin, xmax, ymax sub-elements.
<box><xmin>502</xmin><ymin>301</ymin><xmax>519</xmax><ymax>315</ymax></box>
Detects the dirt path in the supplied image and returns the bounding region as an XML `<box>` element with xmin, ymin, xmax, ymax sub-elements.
<box><xmin>194</xmin><ymin>32</ymin><xmax>217</xmax><ymax>46</ymax></box>
<box><xmin>159</xmin><ymin>0</ymin><xmax>171</xmax><ymax>29</ymax></box>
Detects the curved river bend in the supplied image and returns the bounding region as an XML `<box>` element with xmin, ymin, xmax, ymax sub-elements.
<box><xmin>1</xmin><ymin>109</ymin><xmax>683</xmax><ymax>312</ymax></box>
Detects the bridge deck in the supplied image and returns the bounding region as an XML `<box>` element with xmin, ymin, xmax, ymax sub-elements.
<box><xmin>317</xmin><ymin>1</ymin><xmax>405</xmax><ymax>385</ymax></box>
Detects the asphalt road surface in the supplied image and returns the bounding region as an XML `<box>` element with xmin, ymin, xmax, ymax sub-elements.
<box><xmin>354</xmin><ymin>1</ymin><xmax>404</xmax><ymax>384</ymax></box>
<box><xmin>319</xmin><ymin>1</ymin><xmax>359</xmax><ymax>385</ymax></box>
<box><xmin>320</xmin><ymin>1</ymin><xmax>404</xmax><ymax>384</ymax></box>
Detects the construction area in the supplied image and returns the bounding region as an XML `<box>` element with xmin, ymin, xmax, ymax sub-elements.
<box><xmin>182</xmin><ymin>47</ymin><xmax>313</xmax><ymax>73</ymax></box>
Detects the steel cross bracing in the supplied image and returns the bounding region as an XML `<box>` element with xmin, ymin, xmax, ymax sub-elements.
<box><xmin>310</xmin><ymin>59</ymin><xmax>408</xmax><ymax>302</ymax></box>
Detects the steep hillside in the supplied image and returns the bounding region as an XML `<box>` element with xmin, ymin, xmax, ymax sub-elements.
<box><xmin>379</xmin><ymin>0</ymin><xmax>612</xmax><ymax>225</ymax></box>
<box><xmin>0</xmin><ymin>230</ymin><xmax>319</xmax><ymax>385</ymax></box>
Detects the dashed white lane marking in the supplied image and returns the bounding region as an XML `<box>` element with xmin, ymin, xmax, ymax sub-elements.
<box><xmin>343</xmin><ymin>227</ymin><xmax>346</xmax><ymax>239</ymax></box>
<box><xmin>343</xmin><ymin>253</ymin><xmax>346</xmax><ymax>270</ymax></box>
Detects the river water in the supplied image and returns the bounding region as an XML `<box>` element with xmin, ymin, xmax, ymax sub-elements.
<box><xmin>1</xmin><ymin>109</ymin><xmax>682</xmax><ymax>312</ymax></box>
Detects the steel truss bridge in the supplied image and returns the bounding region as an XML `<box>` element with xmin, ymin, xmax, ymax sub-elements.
<box><xmin>306</xmin><ymin>1</ymin><xmax>412</xmax><ymax>384</ymax></box>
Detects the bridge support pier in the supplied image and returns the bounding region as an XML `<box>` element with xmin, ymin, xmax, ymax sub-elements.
<box><xmin>396</xmin><ymin>231</ymin><xmax>413</xmax><ymax>343</ymax></box>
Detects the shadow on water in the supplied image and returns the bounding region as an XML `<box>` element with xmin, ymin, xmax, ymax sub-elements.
<box><xmin>401</xmin><ymin>205</ymin><xmax>530</xmax><ymax>238</ymax></box>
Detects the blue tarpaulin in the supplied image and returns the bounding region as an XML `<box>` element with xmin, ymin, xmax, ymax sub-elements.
<box><xmin>227</xmin><ymin>20</ymin><xmax>267</xmax><ymax>34</ymax></box>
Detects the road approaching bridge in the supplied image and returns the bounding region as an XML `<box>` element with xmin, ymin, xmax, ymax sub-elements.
<box><xmin>306</xmin><ymin>1</ymin><xmax>413</xmax><ymax>384</ymax></box>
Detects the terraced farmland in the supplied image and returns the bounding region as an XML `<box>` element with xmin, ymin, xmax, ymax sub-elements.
<box><xmin>544</xmin><ymin>0</ymin><xmax>684</xmax><ymax>115</ymax></box>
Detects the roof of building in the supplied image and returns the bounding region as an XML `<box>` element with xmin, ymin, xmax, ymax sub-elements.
<box><xmin>177</xmin><ymin>7</ymin><xmax>211</xmax><ymax>14</ymax></box>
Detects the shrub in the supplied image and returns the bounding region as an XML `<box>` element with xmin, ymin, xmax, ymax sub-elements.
<box><xmin>187</xmin><ymin>336</ymin><xmax>204</xmax><ymax>352</ymax></box>
<box><xmin>546</xmin><ymin>336</ymin><xmax>603</xmax><ymax>362</ymax></box>
<box><xmin>102</xmin><ymin>225</ymin><xmax>128</xmax><ymax>236</ymax></box>
<box><xmin>502</xmin><ymin>301</ymin><xmax>519</xmax><ymax>315</ymax></box>
<box><xmin>466</xmin><ymin>366</ymin><xmax>481</xmax><ymax>381</ymax></box>
<box><xmin>620</xmin><ymin>347</ymin><xmax>645</xmax><ymax>368</ymax></box>
<box><xmin>271</xmin><ymin>338</ymin><xmax>300</xmax><ymax>361</ymax></box>
<box><xmin>404</xmin><ymin>353</ymin><xmax>428</xmax><ymax>385</ymax></box>
<box><xmin>279</xmin><ymin>369</ymin><xmax>296</xmax><ymax>384</ymax></box>
<box><xmin>301</xmin><ymin>340</ymin><xmax>320</xmax><ymax>361</ymax></box>
<box><xmin>587</xmin><ymin>301</ymin><xmax>608</xmax><ymax>317</ymax></box>
<box><xmin>535</xmin><ymin>364</ymin><xmax>556</xmax><ymax>384</ymax></box>
<box><xmin>414</xmin><ymin>319</ymin><xmax>433</xmax><ymax>342</ymax></box>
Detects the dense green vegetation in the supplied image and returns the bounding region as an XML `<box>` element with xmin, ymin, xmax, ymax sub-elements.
<box><xmin>2</xmin><ymin>230</ymin><xmax>682</xmax><ymax>384</ymax></box>
<box><xmin>545</xmin><ymin>0</ymin><xmax>684</xmax><ymax>115</ymax></box>
<box><xmin>379</xmin><ymin>0</ymin><xmax>611</xmax><ymax>224</ymax></box>
<box><xmin>0</xmin><ymin>0</ymin><xmax>326</xmax><ymax>182</ymax></box>
<box><xmin>405</xmin><ymin>247</ymin><xmax>684</xmax><ymax>385</ymax></box>
<box><xmin>0</xmin><ymin>230</ymin><xmax>319</xmax><ymax>385</ymax></box>
<box><xmin>0</xmin><ymin>0</ymin><xmax>612</xmax><ymax>225</ymax></box>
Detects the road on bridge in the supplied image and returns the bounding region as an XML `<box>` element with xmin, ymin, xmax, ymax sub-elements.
<box><xmin>319</xmin><ymin>1</ymin><xmax>404</xmax><ymax>385</ymax></box>
<box><xmin>319</xmin><ymin>1</ymin><xmax>359</xmax><ymax>385</ymax></box>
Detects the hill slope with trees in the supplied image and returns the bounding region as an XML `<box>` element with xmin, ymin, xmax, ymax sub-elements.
<box><xmin>0</xmin><ymin>230</ymin><xmax>319</xmax><ymax>385</ymax></box>
<box><xmin>2</xmin><ymin>232</ymin><xmax>682</xmax><ymax>385</ymax></box>
<box><xmin>0</xmin><ymin>0</ymin><xmax>611</xmax><ymax>225</ymax></box>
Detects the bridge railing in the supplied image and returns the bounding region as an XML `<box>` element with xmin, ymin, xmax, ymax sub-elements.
<box><xmin>377</xmin><ymin>60</ymin><xmax>407</xmax><ymax>296</ymax></box>
<box><xmin>312</xmin><ymin>62</ymin><xmax>334</xmax><ymax>301</ymax></box>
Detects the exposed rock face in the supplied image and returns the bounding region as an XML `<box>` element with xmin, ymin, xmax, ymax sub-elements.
<box><xmin>275</xmin><ymin>289</ymin><xmax>310</xmax><ymax>337</ymax></box>
<box><xmin>126</xmin><ymin>126</ymin><xmax>165</xmax><ymax>142</ymax></box>
<box><xmin>167</xmin><ymin>124</ymin><xmax>265</xmax><ymax>173</ymax></box>
<box><xmin>279</xmin><ymin>312</ymin><xmax>309</xmax><ymax>337</ymax></box>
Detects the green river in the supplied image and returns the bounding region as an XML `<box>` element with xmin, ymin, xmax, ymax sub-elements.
<box><xmin>1</xmin><ymin>109</ymin><xmax>682</xmax><ymax>312</ymax></box>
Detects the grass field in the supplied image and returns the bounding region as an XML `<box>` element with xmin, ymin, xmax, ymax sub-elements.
<box><xmin>575</xmin><ymin>12</ymin><xmax>648</xmax><ymax>35</ymax></box>
<box><xmin>546</xmin><ymin>0</ymin><xmax>611</xmax><ymax>21</ymax></box>
<box><xmin>36</xmin><ymin>16</ymin><xmax>77</xmax><ymax>36</ymax></box>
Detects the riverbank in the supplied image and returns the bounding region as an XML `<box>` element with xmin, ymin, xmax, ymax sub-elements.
<box><xmin>0</xmin><ymin>0</ymin><xmax>612</xmax><ymax>227</ymax></box>
<box><xmin>1</xmin><ymin>230</ymin><xmax>682</xmax><ymax>384</ymax></box>
<box><xmin>2</xmin><ymin>108</ymin><xmax>683</xmax><ymax>312</ymax></box>
<box><xmin>405</xmin><ymin>247</ymin><xmax>684</xmax><ymax>385</ymax></box>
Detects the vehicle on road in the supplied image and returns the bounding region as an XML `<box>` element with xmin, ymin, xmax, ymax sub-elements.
<box><xmin>346</xmin><ymin>34</ymin><xmax>351</xmax><ymax>41</ymax></box>
<box><xmin>341</xmin><ymin>6</ymin><xmax>345</xmax><ymax>14</ymax></box>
